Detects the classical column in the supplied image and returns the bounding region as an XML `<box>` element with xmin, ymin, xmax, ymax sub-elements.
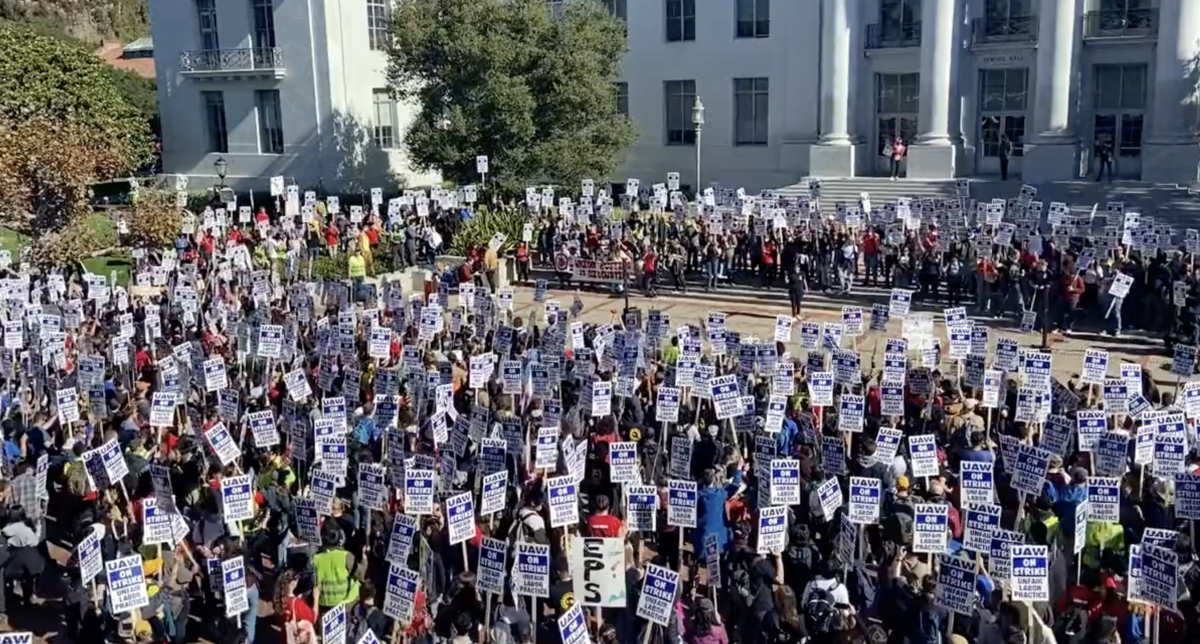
<box><xmin>915</xmin><ymin>0</ymin><xmax>954</xmax><ymax>145</ymax></box>
<box><xmin>809</xmin><ymin>0</ymin><xmax>860</xmax><ymax>176</ymax></box>
<box><xmin>818</xmin><ymin>0</ymin><xmax>853</xmax><ymax>145</ymax></box>
<box><xmin>1144</xmin><ymin>0</ymin><xmax>1200</xmax><ymax>184</ymax></box>
<box><xmin>1023</xmin><ymin>0</ymin><xmax>1080</xmax><ymax>181</ymax></box>
<box><xmin>906</xmin><ymin>0</ymin><xmax>958</xmax><ymax>178</ymax></box>
<box><xmin>1031</xmin><ymin>0</ymin><xmax>1078</xmax><ymax>137</ymax></box>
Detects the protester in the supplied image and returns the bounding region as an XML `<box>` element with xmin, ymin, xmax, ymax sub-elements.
<box><xmin>0</xmin><ymin>175</ymin><xmax>1192</xmax><ymax>644</ymax></box>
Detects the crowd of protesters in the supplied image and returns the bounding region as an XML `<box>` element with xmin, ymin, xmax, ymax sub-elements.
<box><xmin>0</xmin><ymin>181</ymin><xmax>1194</xmax><ymax>644</ymax></box>
<box><xmin>493</xmin><ymin>189</ymin><xmax>1200</xmax><ymax>352</ymax></box>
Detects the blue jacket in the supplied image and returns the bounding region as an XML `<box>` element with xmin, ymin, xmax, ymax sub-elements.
<box><xmin>776</xmin><ymin>417</ymin><xmax>798</xmax><ymax>456</ymax></box>
<box><xmin>1053</xmin><ymin>483</ymin><xmax>1088</xmax><ymax>537</ymax></box>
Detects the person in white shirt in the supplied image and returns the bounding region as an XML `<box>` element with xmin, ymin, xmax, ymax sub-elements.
<box><xmin>800</xmin><ymin>557</ymin><xmax>851</xmax><ymax>607</ymax></box>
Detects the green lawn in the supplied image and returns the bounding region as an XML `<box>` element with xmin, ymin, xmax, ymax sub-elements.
<box><xmin>0</xmin><ymin>213</ymin><xmax>134</xmax><ymax>285</ymax></box>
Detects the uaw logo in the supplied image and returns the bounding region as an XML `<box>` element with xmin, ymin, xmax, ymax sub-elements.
<box><xmin>555</xmin><ymin>252</ymin><xmax>572</xmax><ymax>273</ymax></box>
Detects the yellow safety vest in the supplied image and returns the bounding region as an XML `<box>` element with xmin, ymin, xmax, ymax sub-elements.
<box><xmin>1020</xmin><ymin>513</ymin><xmax>1061</xmax><ymax>544</ymax></box>
<box><xmin>314</xmin><ymin>548</ymin><xmax>358</xmax><ymax>607</ymax></box>
<box><xmin>348</xmin><ymin>255</ymin><xmax>367</xmax><ymax>278</ymax></box>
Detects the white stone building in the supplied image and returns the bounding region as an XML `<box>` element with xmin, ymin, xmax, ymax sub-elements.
<box><xmin>613</xmin><ymin>0</ymin><xmax>1200</xmax><ymax>191</ymax></box>
<box><xmin>148</xmin><ymin>0</ymin><xmax>439</xmax><ymax>193</ymax></box>
<box><xmin>148</xmin><ymin>0</ymin><xmax>1200</xmax><ymax>194</ymax></box>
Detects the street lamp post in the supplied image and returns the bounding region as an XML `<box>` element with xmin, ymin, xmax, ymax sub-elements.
<box><xmin>214</xmin><ymin>156</ymin><xmax>228</xmax><ymax>190</ymax></box>
<box><xmin>692</xmin><ymin>96</ymin><xmax>705</xmax><ymax>196</ymax></box>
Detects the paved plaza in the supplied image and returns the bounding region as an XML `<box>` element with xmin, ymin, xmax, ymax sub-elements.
<box><xmin>506</xmin><ymin>283</ymin><xmax>1188</xmax><ymax>391</ymax></box>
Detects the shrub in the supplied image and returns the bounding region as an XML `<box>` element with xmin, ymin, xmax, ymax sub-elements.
<box><xmin>448</xmin><ymin>206</ymin><xmax>527</xmax><ymax>256</ymax></box>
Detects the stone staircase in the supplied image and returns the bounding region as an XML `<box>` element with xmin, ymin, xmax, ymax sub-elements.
<box><xmin>774</xmin><ymin>177</ymin><xmax>1200</xmax><ymax>229</ymax></box>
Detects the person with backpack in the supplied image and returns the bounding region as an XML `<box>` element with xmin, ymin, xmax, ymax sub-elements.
<box><xmin>507</xmin><ymin>486</ymin><xmax>549</xmax><ymax>547</ymax></box>
<box><xmin>347</xmin><ymin>580</ymin><xmax>391</xmax><ymax>644</ymax></box>
<box><xmin>724</xmin><ymin>530</ymin><xmax>778</xmax><ymax>644</ymax></box>
<box><xmin>800</xmin><ymin>556</ymin><xmax>851</xmax><ymax>640</ymax></box>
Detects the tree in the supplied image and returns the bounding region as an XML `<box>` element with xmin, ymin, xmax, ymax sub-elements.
<box><xmin>0</xmin><ymin>21</ymin><xmax>152</xmax><ymax>261</ymax></box>
<box><xmin>386</xmin><ymin>0</ymin><xmax>636</xmax><ymax>195</ymax></box>
<box><xmin>124</xmin><ymin>189</ymin><xmax>183</xmax><ymax>250</ymax></box>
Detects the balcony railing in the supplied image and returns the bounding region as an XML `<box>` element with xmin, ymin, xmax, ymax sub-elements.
<box><xmin>972</xmin><ymin>15</ymin><xmax>1039</xmax><ymax>45</ymax></box>
<box><xmin>1083</xmin><ymin>8</ymin><xmax>1158</xmax><ymax>39</ymax></box>
<box><xmin>865</xmin><ymin>22</ymin><xmax>922</xmax><ymax>50</ymax></box>
<box><xmin>180</xmin><ymin>47</ymin><xmax>285</xmax><ymax>76</ymax></box>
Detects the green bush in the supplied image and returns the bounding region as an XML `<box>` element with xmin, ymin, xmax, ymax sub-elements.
<box><xmin>313</xmin><ymin>255</ymin><xmax>347</xmax><ymax>279</ymax></box>
<box><xmin>448</xmin><ymin>206</ymin><xmax>527</xmax><ymax>256</ymax></box>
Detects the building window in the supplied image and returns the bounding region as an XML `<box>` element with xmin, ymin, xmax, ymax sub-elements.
<box><xmin>1100</xmin><ymin>0</ymin><xmax>1150</xmax><ymax>11</ymax></box>
<box><xmin>980</xmin><ymin>68</ymin><xmax>1028</xmax><ymax>112</ymax></box>
<box><xmin>604</xmin><ymin>0</ymin><xmax>627</xmax><ymax>22</ymax></box>
<box><xmin>875</xmin><ymin>73</ymin><xmax>920</xmax><ymax>114</ymax></box>
<box><xmin>1094</xmin><ymin>64</ymin><xmax>1147</xmax><ymax>158</ymax></box>
<box><xmin>880</xmin><ymin>0</ymin><xmax>921</xmax><ymax>39</ymax></box>
<box><xmin>875</xmin><ymin>73</ymin><xmax>919</xmax><ymax>155</ymax></box>
<box><xmin>734</xmin><ymin>78</ymin><xmax>769</xmax><ymax>145</ymax></box>
<box><xmin>196</xmin><ymin>0</ymin><xmax>219</xmax><ymax>51</ymax></box>
<box><xmin>985</xmin><ymin>0</ymin><xmax>1032</xmax><ymax>20</ymax></box>
<box><xmin>614</xmin><ymin>82</ymin><xmax>629</xmax><ymax>116</ymax></box>
<box><xmin>251</xmin><ymin>0</ymin><xmax>276</xmax><ymax>49</ymax></box>
<box><xmin>664</xmin><ymin>79</ymin><xmax>697</xmax><ymax>145</ymax></box>
<box><xmin>202</xmin><ymin>91</ymin><xmax>228</xmax><ymax>154</ymax></box>
<box><xmin>666</xmin><ymin>0</ymin><xmax>696</xmax><ymax>42</ymax></box>
<box><xmin>372</xmin><ymin>89</ymin><xmax>397</xmax><ymax>149</ymax></box>
<box><xmin>979</xmin><ymin>68</ymin><xmax>1028</xmax><ymax>158</ymax></box>
<box><xmin>736</xmin><ymin>0</ymin><xmax>770</xmax><ymax>38</ymax></box>
<box><xmin>547</xmin><ymin>0</ymin><xmax>565</xmax><ymax>19</ymax></box>
<box><xmin>1094</xmin><ymin>64</ymin><xmax>1147</xmax><ymax>111</ymax></box>
<box><xmin>256</xmin><ymin>90</ymin><xmax>285</xmax><ymax>154</ymax></box>
<box><xmin>367</xmin><ymin>0</ymin><xmax>390</xmax><ymax>51</ymax></box>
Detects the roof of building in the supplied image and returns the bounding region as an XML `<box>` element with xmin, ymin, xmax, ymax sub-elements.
<box><xmin>95</xmin><ymin>39</ymin><xmax>156</xmax><ymax>80</ymax></box>
<box><xmin>123</xmin><ymin>37</ymin><xmax>154</xmax><ymax>54</ymax></box>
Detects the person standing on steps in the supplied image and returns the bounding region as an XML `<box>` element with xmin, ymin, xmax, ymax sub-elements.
<box><xmin>788</xmin><ymin>262</ymin><xmax>807</xmax><ymax>320</ymax></box>
<box><xmin>999</xmin><ymin>133</ymin><xmax>1013</xmax><ymax>181</ymax></box>
<box><xmin>886</xmin><ymin>134</ymin><xmax>907</xmax><ymax>181</ymax></box>
<box><xmin>1095</xmin><ymin>136</ymin><xmax>1114</xmax><ymax>182</ymax></box>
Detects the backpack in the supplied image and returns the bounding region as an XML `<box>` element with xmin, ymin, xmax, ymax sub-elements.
<box><xmin>1053</xmin><ymin>603</ymin><xmax>1091</xmax><ymax>644</ymax></box>
<box><xmin>729</xmin><ymin>555</ymin><xmax>757</xmax><ymax>608</ymax></box>
<box><xmin>803</xmin><ymin>584</ymin><xmax>840</xmax><ymax>635</ymax></box>
<box><xmin>489</xmin><ymin>614</ymin><xmax>518</xmax><ymax>644</ymax></box>
<box><xmin>348</xmin><ymin>604</ymin><xmax>382</xmax><ymax>644</ymax></box>
<box><xmin>66</xmin><ymin>461</ymin><xmax>90</xmax><ymax>497</ymax></box>
<box><xmin>510</xmin><ymin>508</ymin><xmax>549</xmax><ymax>545</ymax></box>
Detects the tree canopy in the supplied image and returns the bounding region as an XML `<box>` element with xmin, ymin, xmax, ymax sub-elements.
<box><xmin>386</xmin><ymin>0</ymin><xmax>636</xmax><ymax>195</ymax></box>
<box><xmin>0</xmin><ymin>21</ymin><xmax>153</xmax><ymax>259</ymax></box>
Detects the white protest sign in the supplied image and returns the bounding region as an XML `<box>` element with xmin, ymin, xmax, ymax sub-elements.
<box><xmin>220</xmin><ymin>474</ymin><xmax>254</xmax><ymax>522</ymax></box>
<box><xmin>848</xmin><ymin>476</ymin><xmax>881</xmax><ymax>524</ymax></box>
<box><xmin>222</xmin><ymin>556</ymin><xmax>249</xmax><ymax>617</ymax></box>
<box><xmin>636</xmin><ymin>565</ymin><xmax>680</xmax><ymax>626</ymax></box>
<box><xmin>570</xmin><ymin>537</ymin><xmax>626</xmax><ymax>607</ymax></box>
<box><xmin>667</xmin><ymin>479</ymin><xmax>697</xmax><ymax>528</ymax></box>
<box><xmin>105</xmin><ymin>555</ymin><xmax>149</xmax><ymax>614</ymax></box>
<box><xmin>1010</xmin><ymin>545</ymin><xmax>1049</xmax><ymax>601</ymax></box>
<box><xmin>548</xmin><ymin>475</ymin><xmax>579</xmax><ymax>528</ymax></box>
<box><xmin>913</xmin><ymin>503</ymin><xmax>948</xmax><ymax>554</ymax></box>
